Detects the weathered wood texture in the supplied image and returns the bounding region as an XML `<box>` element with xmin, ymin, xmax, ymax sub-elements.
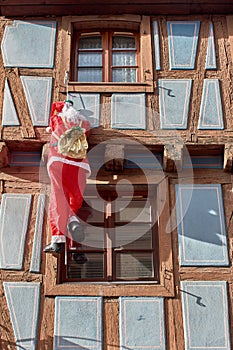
<box><xmin>1</xmin><ymin>1</ymin><xmax>233</xmax><ymax>16</ymax></box>
<box><xmin>0</xmin><ymin>9</ymin><xmax>233</xmax><ymax>350</ymax></box>
<box><xmin>104</xmin><ymin>299</ymin><xmax>119</xmax><ymax>350</ymax></box>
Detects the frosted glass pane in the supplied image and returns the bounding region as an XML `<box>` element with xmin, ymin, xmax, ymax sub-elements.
<box><xmin>82</xmin><ymin>226</ymin><xmax>105</xmax><ymax>250</ymax></box>
<box><xmin>112</xmin><ymin>68</ymin><xmax>136</xmax><ymax>82</ymax></box>
<box><xmin>78</xmin><ymin>52</ymin><xmax>102</xmax><ymax>67</ymax></box>
<box><xmin>84</xmin><ymin>199</ymin><xmax>105</xmax><ymax>223</ymax></box>
<box><xmin>112</xmin><ymin>36</ymin><xmax>136</xmax><ymax>49</ymax></box>
<box><xmin>112</xmin><ymin>52</ymin><xmax>136</xmax><ymax>66</ymax></box>
<box><xmin>78</xmin><ymin>68</ymin><xmax>102</xmax><ymax>82</ymax></box>
<box><xmin>67</xmin><ymin>253</ymin><xmax>104</xmax><ymax>279</ymax></box>
<box><xmin>114</xmin><ymin>225</ymin><xmax>152</xmax><ymax>248</ymax></box>
<box><xmin>115</xmin><ymin>200</ymin><xmax>151</xmax><ymax>222</ymax></box>
<box><xmin>116</xmin><ymin>253</ymin><xmax>153</xmax><ymax>279</ymax></box>
<box><xmin>79</xmin><ymin>36</ymin><xmax>102</xmax><ymax>50</ymax></box>
<box><xmin>116</xmin><ymin>230</ymin><xmax>152</xmax><ymax>250</ymax></box>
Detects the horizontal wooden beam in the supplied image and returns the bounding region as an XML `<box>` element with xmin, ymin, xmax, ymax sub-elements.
<box><xmin>0</xmin><ymin>2</ymin><xmax>233</xmax><ymax>16</ymax></box>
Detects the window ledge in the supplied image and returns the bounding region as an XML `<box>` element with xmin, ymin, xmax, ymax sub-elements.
<box><xmin>61</xmin><ymin>81</ymin><xmax>154</xmax><ymax>93</ymax></box>
<box><xmin>45</xmin><ymin>282</ymin><xmax>175</xmax><ymax>297</ymax></box>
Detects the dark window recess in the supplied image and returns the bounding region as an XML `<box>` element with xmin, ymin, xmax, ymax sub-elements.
<box><xmin>9</xmin><ymin>151</ymin><xmax>42</xmax><ymax>166</ymax></box>
<box><xmin>183</xmin><ymin>148</ymin><xmax>224</xmax><ymax>169</ymax></box>
<box><xmin>60</xmin><ymin>185</ymin><xmax>159</xmax><ymax>283</ymax></box>
<box><xmin>183</xmin><ymin>154</ymin><xmax>223</xmax><ymax>169</ymax></box>
<box><xmin>72</xmin><ymin>31</ymin><xmax>139</xmax><ymax>82</ymax></box>
<box><xmin>124</xmin><ymin>150</ymin><xmax>163</xmax><ymax>170</ymax></box>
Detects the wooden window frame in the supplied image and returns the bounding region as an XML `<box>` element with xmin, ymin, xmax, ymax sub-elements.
<box><xmin>60</xmin><ymin>185</ymin><xmax>159</xmax><ymax>283</ymax></box>
<box><xmin>72</xmin><ymin>31</ymin><xmax>140</xmax><ymax>83</ymax></box>
<box><xmin>59</xmin><ymin>15</ymin><xmax>154</xmax><ymax>93</ymax></box>
<box><xmin>44</xmin><ymin>174</ymin><xmax>175</xmax><ymax>297</ymax></box>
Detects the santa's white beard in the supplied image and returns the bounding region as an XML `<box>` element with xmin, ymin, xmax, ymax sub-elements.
<box><xmin>59</xmin><ymin>105</ymin><xmax>79</xmax><ymax>123</ymax></box>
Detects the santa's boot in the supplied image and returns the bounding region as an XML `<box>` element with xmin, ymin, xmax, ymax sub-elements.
<box><xmin>67</xmin><ymin>220</ymin><xmax>85</xmax><ymax>243</ymax></box>
<box><xmin>44</xmin><ymin>242</ymin><xmax>63</xmax><ymax>253</ymax></box>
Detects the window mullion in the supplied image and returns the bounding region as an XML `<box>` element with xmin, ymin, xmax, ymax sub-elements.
<box><xmin>102</xmin><ymin>32</ymin><xmax>110</xmax><ymax>82</ymax></box>
<box><xmin>105</xmin><ymin>200</ymin><xmax>113</xmax><ymax>280</ymax></box>
<box><xmin>151</xmin><ymin>196</ymin><xmax>159</xmax><ymax>280</ymax></box>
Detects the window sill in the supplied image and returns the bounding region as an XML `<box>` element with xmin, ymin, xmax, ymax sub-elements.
<box><xmin>61</xmin><ymin>81</ymin><xmax>154</xmax><ymax>93</ymax></box>
<box><xmin>45</xmin><ymin>281</ymin><xmax>174</xmax><ymax>297</ymax></box>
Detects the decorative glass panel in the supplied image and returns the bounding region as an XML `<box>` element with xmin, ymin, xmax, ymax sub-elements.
<box><xmin>78</xmin><ymin>52</ymin><xmax>102</xmax><ymax>67</ymax></box>
<box><xmin>1</xmin><ymin>20</ymin><xmax>56</xmax><ymax>68</ymax></box>
<box><xmin>181</xmin><ymin>281</ymin><xmax>231</xmax><ymax>350</ymax></box>
<box><xmin>0</xmin><ymin>194</ymin><xmax>32</xmax><ymax>270</ymax></box>
<box><xmin>119</xmin><ymin>297</ymin><xmax>166</xmax><ymax>350</ymax></box>
<box><xmin>3</xmin><ymin>282</ymin><xmax>41</xmax><ymax>350</ymax></box>
<box><xmin>112</xmin><ymin>52</ymin><xmax>136</xmax><ymax>66</ymax></box>
<box><xmin>78</xmin><ymin>68</ymin><xmax>102</xmax><ymax>82</ymax></box>
<box><xmin>54</xmin><ymin>297</ymin><xmax>103</xmax><ymax>350</ymax></box>
<box><xmin>116</xmin><ymin>252</ymin><xmax>153</xmax><ymax>279</ymax></box>
<box><xmin>112</xmin><ymin>36</ymin><xmax>135</xmax><ymax>49</ymax></box>
<box><xmin>111</xmin><ymin>93</ymin><xmax>146</xmax><ymax>129</ymax></box>
<box><xmin>112</xmin><ymin>68</ymin><xmax>136</xmax><ymax>82</ymax></box>
<box><xmin>167</xmin><ymin>21</ymin><xmax>200</xmax><ymax>70</ymax></box>
<box><xmin>79</xmin><ymin>36</ymin><xmax>102</xmax><ymax>50</ymax></box>
<box><xmin>176</xmin><ymin>184</ymin><xmax>229</xmax><ymax>266</ymax></box>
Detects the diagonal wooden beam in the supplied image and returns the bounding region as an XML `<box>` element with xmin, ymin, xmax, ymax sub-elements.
<box><xmin>6</xmin><ymin>68</ymin><xmax>36</xmax><ymax>138</ymax></box>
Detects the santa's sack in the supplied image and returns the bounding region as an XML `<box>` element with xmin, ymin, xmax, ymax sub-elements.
<box><xmin>53</xmin><ymin>125</ymin><xmax>88</xmax><ymax>159</ymax></box>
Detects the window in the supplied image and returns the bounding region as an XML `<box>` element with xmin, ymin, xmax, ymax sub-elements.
<box><xmin>60</xmin><ymin>184</ymin><xmax>159</xmax><ymax>282</ymax></box>
<box><xmin>72</xmin><ymin>31</ymin><xmax>139</xmax><ymax>83</ymax></box>
<box><xmin>9</xmin><ymin>151</ymin><xmax>42</xmax><ymax>166</ymax></box>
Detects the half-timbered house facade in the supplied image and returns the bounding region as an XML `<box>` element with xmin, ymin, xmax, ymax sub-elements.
<box><xmin>0</xmin><ymin>1</ymin><xmax>233</xmax><ymax>349</ymax></box>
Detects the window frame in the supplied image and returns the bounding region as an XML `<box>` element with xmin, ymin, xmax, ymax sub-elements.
<box><xmin>60</xmin><ymin>185</ymin><xmax>160</xmax><ymax>283</ymax></box>
<box><xmin>59</xmin><ymin>15</ymin><xmax>154</xmax><ymax>93</ymax></box>
<box><xmin>44</xmin><ymin>174</ymin><xmax>175</xmax><ymax>297</ymax></box>
<box><xmin>72</xmin><ymin>30</ymin><xmax>140</xmax><ymax>83</ymax></box>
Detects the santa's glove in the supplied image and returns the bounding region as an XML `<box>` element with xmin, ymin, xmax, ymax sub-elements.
<box><xmin>46</xmin><ymin>126</ymin><xmax>52</xmax><ymax>133</ymax></box>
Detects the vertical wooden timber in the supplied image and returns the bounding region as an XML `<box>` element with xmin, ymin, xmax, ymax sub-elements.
<box><xmin>140</xmin><ymin>16</ymin><xmax>154</xmax><ymax>92</ymax></box>
<box><xmin>104</xmin><ymin>299</ymin><xmax>119</xmax><ymax>350</ymax></box>
<box><xmin>58</xmin><ymin>16</ymin><xmax>72</xmax><ymax>101</ymax></box>
<box><xmin>157</xmin><ymin>176</ymin><xmax>175</xmax><ymax>296</ymax></box>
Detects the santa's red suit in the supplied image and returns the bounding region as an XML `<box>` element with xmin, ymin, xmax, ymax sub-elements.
<box><xmin>46</xmin><ymin>101</ymin><xmax>91</xmax><ymax>247</ymax></box>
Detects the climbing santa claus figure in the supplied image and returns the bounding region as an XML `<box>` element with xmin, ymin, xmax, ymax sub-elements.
<box><xmin>44</xmin><ymin>99</ymin><xmax>91</xmax><ymax>263</ymax></box>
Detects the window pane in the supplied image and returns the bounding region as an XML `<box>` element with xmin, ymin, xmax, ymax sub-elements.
<box><xmin>115</xmin><ymin>200</ymin><xmax>151</xmax><ymax>222</ymax></box>
<box><xmin>115</xmin><ymin>229</ymin><xmax>152</xmax><ymax>250</ymax></box>
<box><xmin>78</xmin><ymin>52</ymin><xmax>102</xmax><ymax>67</ymax></box>
<box><xmin>79</xmin><ymin>36</ymin><xmax>102</xmax><ymax>50</ymax></box>
<box><xmin>114</xmin><ymin>225</ymin><xmax>152</xmax><ymax>248</ymax></box>
<box><xmin>82</xmin><ymin>226</ymin><xmax>105</xmax><ymax>250</ymax></box>
<box><xmin>78</xmin><ymin>68</ymin><xmax>102</xmax><ymax>82</ymax></box>
<box><xmin>67</xmin><ymin>253</ymin><xmax>104</xmax><ymax>279</ymax></box>
<box><xmin>82</xmin><ymin>199</ymin><xmax>105</xmax><ymax>223</ymax></box>
<box><xmin>112</xmin><ymin>36</ymin><xmax>136</xmax><ymax>49</ymax></box>
<box><xmin>115</xmin><ymin>252</ymin><xmax>153</xmax><ymax>279</ymax></box>
<box><xmin>112</xmin><ymin>52</ymin><xmax>136</xmax><ymax>66</ymax></box>
<box><xmin>112</xmin><ymin>68</ymin><xmax>136</xmax><ymax>82</ymax></box>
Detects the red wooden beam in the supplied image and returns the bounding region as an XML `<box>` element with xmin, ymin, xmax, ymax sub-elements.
<box><xmin>0</xmin><ymin>1</ymin><xmax>233</xmax><ymax>16</ymax></box>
